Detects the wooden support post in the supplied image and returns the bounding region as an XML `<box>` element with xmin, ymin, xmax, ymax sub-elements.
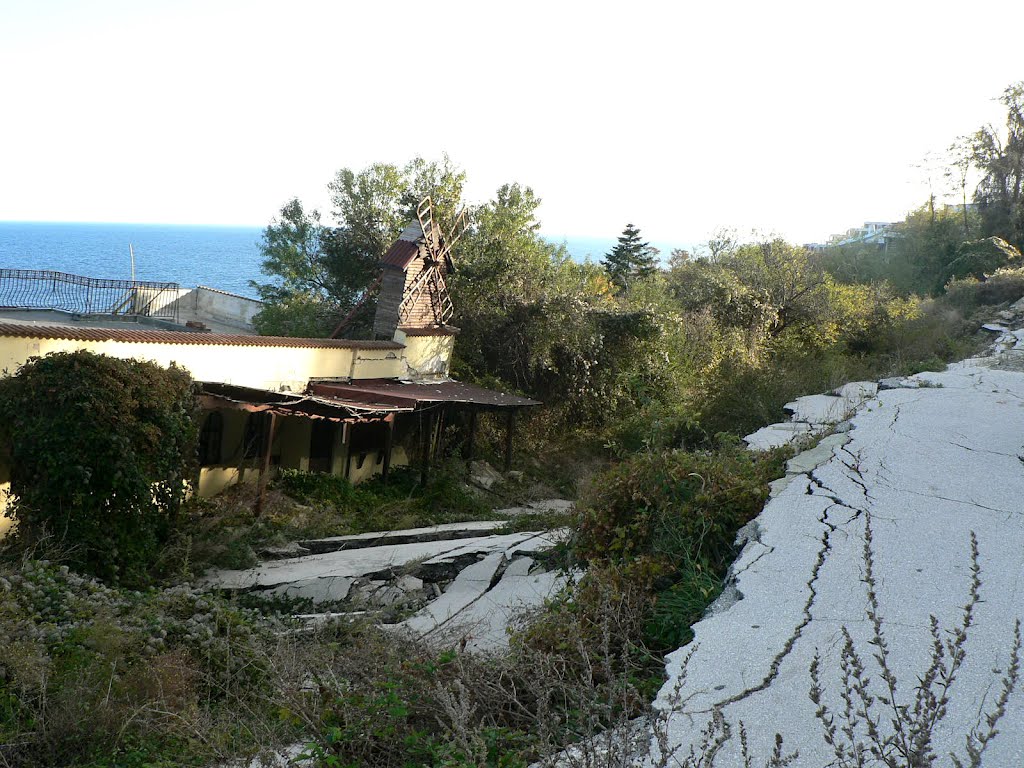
<box><xmin>435</xmin><ymin>406</ymin><xmax>447</xmax><ymax>459</ymax></box>
<box><xmin>420</xmin><ymin>410</ymin><xmax>433</xmax><ymax>487</ymax></box>
<box><xmin>381</xmin><ymin>415</ymin><xmax>394</xmax><ymax>485</ymax></box>
<box><xmin>504</xmin><ymin>409</ymin><xmax>516</xmax><ymax>472</ymax></box>
<box><xmin>465</xmin><ymin>409</ymin><xmax>478</xmax><ymax>464</ymax></box>
<box><xmin>255</xmin><ymin>412</ymin><xmax>278</xmax><ymax>517</ymax></box>
<box><xmin>341</xmin><ymin>422</ymin><xmax>351</xmax><ymax>481</ymax></box>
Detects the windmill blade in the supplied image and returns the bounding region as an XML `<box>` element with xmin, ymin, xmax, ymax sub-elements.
<box><xmin>434</xmin><ymin>207</ymin><xmax>469</xmax><ymax>273</ymax></box>
<box><xmin>416</xmin><ymin>196</ymin><xmax>436</xmax><ymax>251</ymax></box>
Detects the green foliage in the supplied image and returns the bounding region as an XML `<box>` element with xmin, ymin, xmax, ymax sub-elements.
<box><xmin>454</xmin><ymin>185</ymin><xmax>662</xmax><ymax>425</ymax></box>
<box><xmin>186</xmin><ymin>466</ymin><xmax>491</xmax><ymax>572</ymax></box>
<box><xmin>0</xmin><ymin>351</ymin><xmax>198</xmax><ymax>584</ymax></box>
<box><xmin>972</xmin><ymin>82</ymin><xmax>1024</xmax><ymax>248</ymax></box>
<box><xmin>943</xmin><ymin>235</ymin><xmax>1022</xmax><ymax>284</ymax></box>
<box><xmin>251</xmin><ymin>156</ymin><xmax>466</xmax><ymax>337</ymax></box>
<box><xmin>278</xmin><ymin>465</ymin><xmax>489</xmax><ymax>527</ymax></box>
<box><xmin>576</xmin><ymin>444</ymin><xmax>786</xmax><ymax>574</ymax></box>
<box><xmin>0</xmin><ymin>559</ymin><xmax>286</xmax><ymax>767</ymax></box>
<box><xmin>943</xmin><ymin>266</ymin><xmax>1024</xmax><ymax>313</ymax></box>
<box><xmin>602</xmin><ymin>222</ymin><xmax>659</xmax><ymax>291</ymax></box>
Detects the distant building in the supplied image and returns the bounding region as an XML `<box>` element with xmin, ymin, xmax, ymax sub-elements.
<box><xmin>825</xmin><ymin>221</ymin><xmax>895</xmax><ymax>248</ymax></box>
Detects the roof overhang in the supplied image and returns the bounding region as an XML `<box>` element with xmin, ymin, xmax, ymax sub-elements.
<box><xmin>199</xmin><ymin>382</ymin><xmax>411</xmax><ymax>422</ymax></box>
<box><xmin>308</xmin><ymin>378</ymin><xmax>540</xmax><ymax>410</ymax></box>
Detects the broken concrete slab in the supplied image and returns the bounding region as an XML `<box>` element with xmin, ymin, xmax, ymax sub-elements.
<box><xmin>299</xmin><ymin>521</ymin><xmax>509</xmax><ymax>554</ymax></box>
<box><xmin>782</xmin><ymin>394</ymin><xmax>850</xmax><ymax>424</ymax></box>
<box><xmin>258</xmin><ymin>542</ymin><xmax>311</xmax><ymax>560</ymax></box>
<box><xmin>652</xmin><ymin>360</ymin><xmax>1024</xmax><ymax>766</ymax></box>
<box><xmin>400</xmin><ymin>555</ymin><xmax>572</xmax><ymax>652</ymax></box>
<box><xmin>459</xmin><ymin>558</ymin><xmax>570</xmax><ymax>652</ymax></box>
<box><xmin>878</xmin><ymin>375</ymin><xmax>924</xmax><ymax>389</ymax></box>
<box><xmin>202</xmin><ymin>531</ymin><xmax>547</xmax><ymax>598</ymax></box>
<box><xmin>784</xmin><ymin>432</ymin><xmax>850</xmax><ymax>476</ymax></box>
<box><xmin>742</xmin><ymin>421</ymin><xmax>813</xmax><ymax>450</ymax></box>
<box><xmin>832</xmin><ymin>380</ymin><xmax>878</xmax><ymax>401</ymax></box>
<box><xmin>399</xmin><ymin>551</ymin><xmax>507</xmax><ymax>636</ymax></box>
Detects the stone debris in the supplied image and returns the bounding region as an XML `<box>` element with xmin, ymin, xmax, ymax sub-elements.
<box><xmin>469</xmin><ymin>459</ymin><xmax>505</xmax><ymax>490</ymax></box>
<box><xmin>257</xmin><ymin>542</ymin><xmax>311</xmax><ymax>560</ymax></box>
<box><xmin>651</xmin><ymin>314</ymin><xmax>1024</xmax><ymax>766</ymax></box>
<box><xmin>493</xmin><ymin>498</ymin><xmax>576</xmax><ymax>517</ymax></box>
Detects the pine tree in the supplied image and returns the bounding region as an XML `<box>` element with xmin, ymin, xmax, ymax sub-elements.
<box><xmin>603</xmin><ymin>223</ymin><xmax>659</xmax><ymax>290</ymax></box>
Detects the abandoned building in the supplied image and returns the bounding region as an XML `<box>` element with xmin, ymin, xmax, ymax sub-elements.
<box><xmin>0</xmin><ymin>200</ymin><xmax>538</xmax><ymax>533</ymax></box>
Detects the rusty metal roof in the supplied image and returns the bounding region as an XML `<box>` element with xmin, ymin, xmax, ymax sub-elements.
<box><xmin>381</xmin><ymin>239</ymin><xmax>420</xmax><ymax>269</ymax></box>
<box><xmin>309</xmin><ymin>378</ymin><xmax>540</xmax><ymax>409</ymax></box>
<box><xmin>399</xmin><ymin>324</ymin><xmax>460</xmax><ymax>337</ymax></box>
<box><xmin>200</xmin><ymin>382</ymin><xmax>408</xmax><ymax>421</ymax></box>
<box><xmin>0</xmin><ymin>323</ymin><xmax>404</xmax><ymax>350</ymax></box>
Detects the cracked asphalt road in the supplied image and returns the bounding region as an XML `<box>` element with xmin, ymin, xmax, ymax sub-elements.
<box><xmin>653</xmin><ymin>359</ymin><xmax>1024</xmax><ymax>766</ymax></box>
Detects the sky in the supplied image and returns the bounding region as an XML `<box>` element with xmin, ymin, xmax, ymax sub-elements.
<box><xmin>1</xmin><ymin>0</ymin><xmax>1022</xmax><ymax>246</ymax></box>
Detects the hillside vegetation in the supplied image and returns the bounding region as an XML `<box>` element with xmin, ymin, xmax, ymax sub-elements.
<box><xmin>2</xmin><ymin>83</ymin><xmax>1024</xmax><ymax>767</ymax></box>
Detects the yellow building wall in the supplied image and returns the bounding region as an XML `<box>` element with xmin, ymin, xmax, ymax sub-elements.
<box><xmin>399</xmin><ymin>334</ymin><xmax>456</xmax><ymax>378</ymax></box>
<box><xmin>0</xmin><ymin>483</ymin><xmax>11</xmax><ymax>538</ymax></box>
<box><xmin>0</xmin><ymin>336</ymin><xmax>404</xmax><ymax>392</ymax></box>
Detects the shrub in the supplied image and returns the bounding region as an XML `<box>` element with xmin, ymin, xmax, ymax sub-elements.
<box><xmin>0</xmin><ymin>558</ymin><xmax>286</xmax><ymax>767</ymax></box>
<box><xmin>575</xmin><ymin>444</ymin><xmax>786</xmax><ymax>573</ymax></box>
<box><xmin>0</xmin><ymin>351</ymin><xmax>198</xmax><ymax>584</ymax></box>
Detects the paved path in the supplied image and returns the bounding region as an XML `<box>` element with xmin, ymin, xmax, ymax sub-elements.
<box><xmin>655</xmin><ymin>357</ymin><xmax>1024</xmax><ymax>766</ymax></box>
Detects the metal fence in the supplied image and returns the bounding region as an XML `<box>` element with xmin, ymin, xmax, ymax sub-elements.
<box><xmin>0</xmin><ymin>269</ymin><xmax>182</xmax><ymax>322</ymax></box>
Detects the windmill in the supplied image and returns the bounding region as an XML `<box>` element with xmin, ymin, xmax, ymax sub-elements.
<box><xmin>398</xmin><ymin>197</ymin><xmax>467</xmax><ymax>327</ymax></box>
<box><xmin>366</xmin><ymin>197</ymin><xmax>468</xmax><ymax>340</ymax></box>
<box><xmin>330</xmin><ymin>197</ymin><xmax>468</xmax><ymax>340</ymax></box>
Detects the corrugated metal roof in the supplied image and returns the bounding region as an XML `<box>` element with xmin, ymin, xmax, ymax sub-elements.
<box><xmin>200</xmin><ymin>381</ymin><xmax>408</xmax><ymax>421</ymax></box>
<box><xmin>310</xmin><ymin>378</ymin><xmax>541</xmax><ymax>409</ymax></box>
<box><xmin>381</xmin><ymin>239</ymin><xmax>420</xmax><ymax>269</ymax></box>
<box><xmin>0</xmin><ymin>323</ymin><xmax>404</xmax><ymax>350</ymax></box>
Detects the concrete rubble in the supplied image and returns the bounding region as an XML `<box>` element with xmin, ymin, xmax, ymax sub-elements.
<box><xmin>652</xmin><ymin>325</ymin><xmax>1024</xmax><ymax>766</ymax></box>
<box><xmin>202</xmin><ymin>510</ymin><xmax>572</xmax><ymax>652</ymax></box>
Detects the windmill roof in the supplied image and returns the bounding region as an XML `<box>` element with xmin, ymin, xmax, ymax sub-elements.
<box><xmin>381</xmin><ymin>239</ymin><xmax>420</xmax><ymax>269</ymax></box>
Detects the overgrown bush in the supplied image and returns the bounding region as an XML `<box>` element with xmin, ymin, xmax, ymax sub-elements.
<box><xmin>0</xmin><ymin>351</ymin><xmax>198</xmax><ymax>584</ymax></box>
<box><xmin>576</xmin><ymin>444</ymin><xmax>786</xmax><ymax>572</ymax></box>
<box><xmin>290</xmin><ymin>567</ymin><xmax>664</xmax><ymax>768</ymax></box>
<box><xmin>0</xmin><ymin>558</ymin><xmax>288</xmax><ymax>767</ymax></box>
<box><xmin>575</xmin><ymin>443</ymin><xmax>788</xmax><ymax>653</ymax></box>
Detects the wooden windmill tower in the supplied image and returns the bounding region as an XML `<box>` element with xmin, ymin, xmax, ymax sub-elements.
<box><xmin>371</xmin><ymin>197</ymin><xmax>468</xmax><ymax>340</ymax></box>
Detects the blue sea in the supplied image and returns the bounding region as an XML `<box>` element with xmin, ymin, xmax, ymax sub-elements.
<box><xmin>0</xmin><ymin>222</ymin><xmax>265</xmax><ymax>298</ymax></box>
<box><xmin>0</xmin><ymin>222</ymin><xmax>693</xmax><ymax>300</ymax></box>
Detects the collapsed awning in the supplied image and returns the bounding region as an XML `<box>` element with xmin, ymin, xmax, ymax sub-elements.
<box><xmin>307</xmin><ymin>378</ymin><xmax>541</xmax><ymax>410</ymax></box>
<box><xmin>198</xmin><ymin>381</ymin><xmax>412</xmax><ymax>422</ymax></box>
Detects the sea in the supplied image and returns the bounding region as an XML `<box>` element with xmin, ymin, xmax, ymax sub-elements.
<box><xmin>0</xmin><ymin>222</ymin><xmax>692</xmax><ymax>300</ymax></box>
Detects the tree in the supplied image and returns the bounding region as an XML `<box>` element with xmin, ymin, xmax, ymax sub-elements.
<box><xmin>251</xmin><ymin>156</ymin><xmax>466</xmax><ymax>337</ymax></box>
<box><xmin>0</xmin><ymin>351</ymin><xmax>198</xmax><ymax>584</ymax></box>
<box><xmin>972</xmin><ymin>82</ymin><xmax>1024</xmax><ymax>248</ymax></box>
<box><xmin>453</xmin><ymin>186</ymin><xmax>660</xmax><ymax>424</ymax></box>
<box><xmin>602</xmin><ymin>223</ymin><xmax>659</xmax><ymax>291</ymax></box>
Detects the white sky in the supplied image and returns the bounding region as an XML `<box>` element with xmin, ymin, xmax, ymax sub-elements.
<box><xmin>0</xmin><ymin>0</ymin><xmax>1021</xmax><ymax>245</ymax></box>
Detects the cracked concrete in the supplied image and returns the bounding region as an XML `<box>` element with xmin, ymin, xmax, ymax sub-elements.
<box><xmin>653</xmin><ymin>356</ymin><xmax>1024</xmax><ymax>765</ymax></box>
